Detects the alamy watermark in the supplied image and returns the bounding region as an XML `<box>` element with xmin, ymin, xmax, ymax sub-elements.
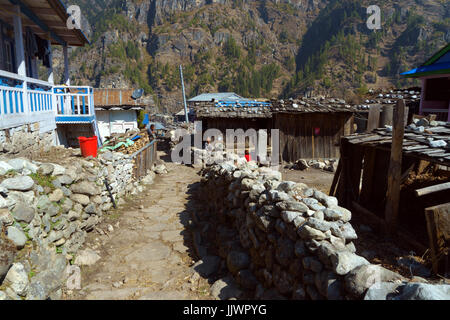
<box><xmin>171</xmin><ymin>121</ymin><xmax>280</xmax><ymax>167</ymax></box>
<box><xmin>66</xmin><ymin>5</ymin><xmax>82</xmax><ymax>30</ymax></box>
<box><xmin>65</xmin><ymin>265</ymin><xmax>81</xmax><ymax>290</ymax></box>
<box><xmin>367</xmin><ymin>5</ymin><xmax>382</xmax><ymax>30</ymax></box>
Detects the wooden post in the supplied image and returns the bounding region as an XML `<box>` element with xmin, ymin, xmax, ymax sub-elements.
<box><xmin>385</xmin><ymin>99</ymin><xmax>405</xmax><ymax>235</ymax></box>
<box><xmin>425</xmin><ymin>203</ymin><xmax>450</xmax><ymax>276</ymax></box>
<box><xmin>63</xmin><ymin>45</ymin><xmax>70</xmax><ymax>85</ymax></box>
<box><xmin>13</xmin><ymin>5</ymin><xmax>26</xmax><ymax>77</ymax></box>
<box><xmin>47</xmin><ymin>39</ymin><xmax>54</xmax><ymax>84</ymax></box>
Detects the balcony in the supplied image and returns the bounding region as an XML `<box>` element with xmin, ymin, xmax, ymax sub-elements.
<box><xmin>0</xmin><ymin>70</ymin><xmax>96</xmax><ymax>132</ymax></box>
<box><xmin>54</xmin><ymin>86</ymin><xmax>96</xmax><ymax>124</ymax></box>
<box><xmin>0</xmin><ymin>70</ymin><xmax>56</xmax><ymax>132</ymax></box>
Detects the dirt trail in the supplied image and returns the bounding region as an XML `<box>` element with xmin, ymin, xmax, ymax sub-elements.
<box><xmin>64</xmin><ymin>157</ymin><xmax>214</xmax><ymax>300</ymax></box>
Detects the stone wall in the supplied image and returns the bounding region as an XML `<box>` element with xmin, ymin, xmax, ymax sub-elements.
<box><xmin>0</xmin><ymin>124</ymin><xmax>56</xmax><ymax>155</ymax></box>
<box><xmin>0</xmin><ymin>150</ymin><xmax>155</xmax><ymax>300</ymax></box>
<box><xmin>198</xmin><ymin>155</ymin><xmax>450</xmax><ymax>300</ymax></box>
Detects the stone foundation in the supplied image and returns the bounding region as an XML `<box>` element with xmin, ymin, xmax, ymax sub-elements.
<box><xmin>0</xmin><ymin>124</ymin><xmax>56</xmax><ymax>155</ymax></box>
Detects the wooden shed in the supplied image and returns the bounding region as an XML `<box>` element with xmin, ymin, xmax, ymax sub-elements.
<box><xmin>330</xmin><ymin>103</ymin><xmax>449</xmax><ymax>273</ymax></box>
<box><xmin>271</xmin><ymin>100</ymin><xmax>355</xmax><ymax>162</ymax></box>
<box><xmin>195</xmin><ymin>100</ymin><xmax>273</xmax><ymax>140</ymax></box>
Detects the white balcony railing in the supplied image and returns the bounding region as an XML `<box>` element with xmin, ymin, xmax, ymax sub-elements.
<box><xmin>0</xmin><ymin>70</ymin><xmax>95</xmax><ymax>131</ymax></box>
<box><xmin>54</xmin><ymin>86</ymin><xmax>95</xmax><ymax>117</ymax></box>
<box><xmin>0</xmin><ymin>70</ymin><xmax>55</xmax><ymax>131</ymax></box>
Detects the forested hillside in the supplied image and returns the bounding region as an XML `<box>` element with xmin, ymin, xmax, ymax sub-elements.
<box><xmin>54</xmin><ymin>0</ymin><xmax>449</xmax><ymax>112</ymax></box>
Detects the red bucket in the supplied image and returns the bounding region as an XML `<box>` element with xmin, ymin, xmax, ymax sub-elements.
<box><xmin>78</xmin><ymin>136</ymin><xmax>98</xmax><ymax>158</ymax></box>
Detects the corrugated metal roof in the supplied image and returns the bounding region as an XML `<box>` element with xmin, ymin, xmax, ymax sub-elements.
<box><xmin>188</xmin><ymin>92</ymin><xmax>244</xmax><ymax>102</ymax></box>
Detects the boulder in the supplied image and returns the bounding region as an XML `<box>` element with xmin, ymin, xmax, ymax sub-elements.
<box><xmin>70</xmin><ymin>181</ymin><xmax>99</xmax><ymax>196</ymax></box>
<box><xmin>393</xmin><ymin>283</ymin><xmax>450</xmax><ymax>300</ymax></box>
<box><xmin>281</xmin><ymin>211</ymin><xmax>300</xmax><ymax>223</ymax></box>
<box><xmin>49</xmin><ymin>189</ymin><xmax>64</xmax><ymax>203</ymax></box>
<box><xmin>3</xmin><ymin>263</ymin><xmax>29</xmax><ymax>296</ymax></box>
<box><xmin>0</xmin><ymin>161</ymin><xmax>14</xmax><ymax>175</ymax></box>
<box><xmin>74</xmin><ymin>248</ymin><xmax>101</xmax><ymax>266</ymax></box>
<box><xmin>330</xmin><ymin>251</ymin><xmax>370</xmax><ymax>276</ymax></box>
<box><xmin>38</xmin><ymin>163</ymin><xmax>55</xmax><ymax>175</ymax></box>
<box><xmin>70</xmin><ymin>194</ymin><xmax>90</xmax><ymax>206</ymax></box>
<box><xmin>210</xmin><ymin>276</ymin><xmax>243</xmax><ymax>300</ymax></box>
<box><xmin>298</xmin><ymin>225</ymin><xmax>327</xmax><ymax>240</ymax></box>
<box><xmin>344</xmin><ymin>264</ymin><xmax>406</xmax><ymax>298</ymax></box>
<box><xmin>12</xmin><ymin>203</ymin><xmax>35</xmax><ymax>223</ymax></box>
<box><xmin>56</xmin><ymin>175</ymin><xmax>74</xmax><ymax>185</ymax></box>
<box><xmin>364</xmin><ymin>282</ymin><xmax>402</xmax><ymax>300</ymax></box>
<box><xmin>1</xmin><ymin>176</ymin><xmax>34</xmax><ymax>191</ymax></box>
<box><xmin>306</xmin><ymin>218</ymin><xmax>332</xmax><ymax>232</ymax></box>
<box><xmin>7</xmin><ymin>159</ymin><xmax>27</xmax><ymax>171</ymax></box>
<box><xmin>191</xmin><ymin>256</ymin><xmax>221</xmax><ymax>277</ymax></box>
<box><xmin>0</xmin><ymin>209</ymin><xmax>14</xmax><ymax>226</ymax></box>
<box><xmin>51</xmin><ymin>164</ymin><xmax>66</xmax><ymax>176</ymax></box>
<box><xmin>276</xmin><ymin>201</ymin><xmax>308</xmax><ymax>213</ymax></box>
<box><xmin>0</xmin><ymin>237</ymin><xmax>16</xmax><ymax>279</ymax></box>
<box><xmin>6</xmin><ymin>226</ymin><xmax>27</xmax><ymax>249</ymax></box>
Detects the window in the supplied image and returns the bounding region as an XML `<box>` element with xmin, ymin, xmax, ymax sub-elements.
<box><xmin>4</xmin><ymin>41</ymin><xmax>14</xmax><ymax>72</ymax></box>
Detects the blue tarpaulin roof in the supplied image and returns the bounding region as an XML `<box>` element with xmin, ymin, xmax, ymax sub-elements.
<box><xmin>214</xmin><ymin>100</ymin><xmax>271</xmax><ymax>108</ymax></box>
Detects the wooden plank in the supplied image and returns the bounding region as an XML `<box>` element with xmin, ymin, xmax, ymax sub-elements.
<box><xmin>416</xmin><ymin>182</ymin><xmax>450</xmax><ymax>197</ymax></box>
<box><xmin>360</xmin><ymin>147</ymin><xmax>377</xmax><ymax>205</ymax></box>
<box><xmin>366</xmin><ymin>105</ymin><xmax>381</xmax><ymax>132</ymax></box>
<box><xmin>348</xmin><ymin>144</ymin><xmax>365</xmax><ymax>204</ymax></box>
<box><xmin>329</xmin><ymin>159</ymin><xmax>342</xmax><ymax>197</ymax></box>
<box><xmin>425</xmin><ymin>203</ymin><xmax>450</xmax><ymax>276</ymax></box>
<box><xmin>385</xmin><ymin>99</ymin><xmax>405</xmax><ymax>235</ymax></box>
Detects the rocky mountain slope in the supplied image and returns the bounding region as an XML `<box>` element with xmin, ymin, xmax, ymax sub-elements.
<box><xmin>54</xmin><ymin>0</ymin><xmax>449</xmax><ymax>113</ymax></box>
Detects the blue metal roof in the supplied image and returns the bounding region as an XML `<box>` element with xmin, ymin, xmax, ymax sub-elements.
<box><xmin>188</xmin><ymin>92</ymin><xmax>244</xmax><ymax>102</ymax></box>
<box><xmin>55</xmin><ymin>115</ymin><xmax>95</xmax><ymax>123</ymax></box>
<box><xmin>401</xmin><ymin>61</ymin><xmax>450</xmax><ymax>78</ymax></box>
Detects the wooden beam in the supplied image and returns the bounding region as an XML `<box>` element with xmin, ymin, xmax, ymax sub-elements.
<box><xmin>416</xmin><ymin>182</ymin><xmax>450</xmax><ymax>197</ymax></box>
<box><xmin>425</xmin><ymin>203</ymin><xmax>450</xmax><ymax>276</ymax></box>
<box><xmin>385</xmin><ymin>99</ymin><xmax>405</xmax><ymax>235</ymax></box>
<box><xmin>7</xmin><ymin>0</ymin><xmax>66</xmax><ymax>46</ymax></box>
<box><xmin>2</xmin><ymin>4</ymin><xmax>57</xmax><ymax>16</ymax></box>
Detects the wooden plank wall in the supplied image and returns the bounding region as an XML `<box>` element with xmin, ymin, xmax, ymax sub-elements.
<box><xmin>275</xmin><ymin>112</ymin><xmax>354</xmax><ymax>161</ymax></box>
<box><xmin>201</xmin><ymin>118</ymin><xmax>273</xmax><ymax>146</ymax></box>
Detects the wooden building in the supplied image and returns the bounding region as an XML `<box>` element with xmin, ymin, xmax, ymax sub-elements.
<box><xmin>271</xmin><ymin>100</ymin><xmax>355</xmax><ymax>161</ymax></box>
<box><xmin>0</xmin><ymin>0</ymin><xmax>102</xmax><ymax>148</ymax></box>
<box><xmin>331</xmin><ymin>110</ymin><xmax>449</xmax><ymax>272</ymax></box>
<box><xmin>402</xmin><ymin>43</ymin><xmax>450</xmax><ymax>121</ymax></box>
<box><xmin>195</xmin><ymin>100</ymin><xmax>273</xmax><ymax>136</ymax></box>
<box><xmin>93</xmin><ymin>88</ymin><xmax>148</xmax><ymax>141</ymax></box>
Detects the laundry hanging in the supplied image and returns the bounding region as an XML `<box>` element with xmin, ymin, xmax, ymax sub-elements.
<box><xmin>35</xmin><ymin>35</ymin><xmax>51</xmax><ymax>68</ymax></box>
